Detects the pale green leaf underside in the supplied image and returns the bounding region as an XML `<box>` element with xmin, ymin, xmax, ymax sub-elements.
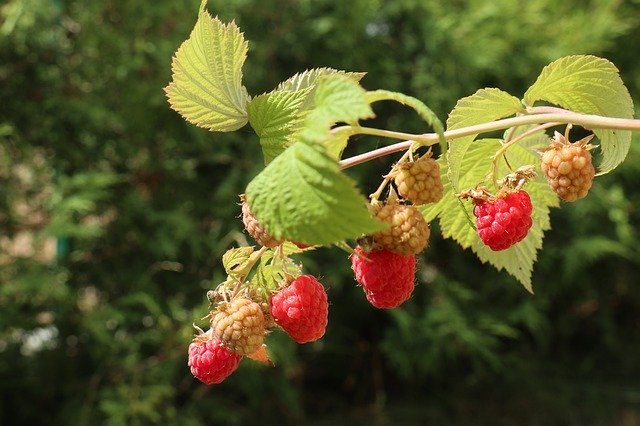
<box><xmin>247</xmin><ymin>89</ymin><xmax>310</xmax><ymax>163</ymax></box>
<box><xmin>245</xmin><ymin>142</ymin><xmax>385</xmax><ymax>245</ymax></box>
<box><xmin>421</xmin><ymin>136</ymin><xmax>558</xmax><ymax>292</ymax></box>
<box><xmin>301</xmin><ymin>74</ymin><xmax>375</xmax><ymax>142</ymax></box>
<box><xmin>446</xmin><ymin>88</ymin><xmax>524</xmax><ymax>192</ymax></box>
<box><xmin>165</xmin><ymin>0</ymin><xmax>250</xmax><ymax>132</ymax></box>
<box><xmin>277</xmin><ymin>68</ymin><xmax>366</xmax><ymax>111</ymax></box>
<box><xmin>524</xmin><ymin>55</ymin><xmax>634</xmax><ymax>175</ymax></box>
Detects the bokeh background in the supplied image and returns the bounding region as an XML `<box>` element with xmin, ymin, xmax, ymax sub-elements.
<box><xmin>2</xmin><ymin>0</ymin><xmax>640</xmax><ymax>424</ymax></box>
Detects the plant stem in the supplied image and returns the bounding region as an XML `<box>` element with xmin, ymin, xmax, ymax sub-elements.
<box><xmin>339</xmin><ymin>110</ymin><xmax>640</xmax><ymax>170</ymax></box>
<box><xmin>490</xmin><ymin>122</ymin><xmax>560</xmax><ymax>187</ymax></box>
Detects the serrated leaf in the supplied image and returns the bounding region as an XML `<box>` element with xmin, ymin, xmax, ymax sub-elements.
<box><xmin>247</xmin><ymin>89</ymin><xmax>310</xmax><ymax>163</ymax></box>
<box><xmin>421</xmin><ymin>137</ymin><xmax>558</xmax><ymax>292</ymax></box>
<box><xmin>221</xmin><ymin>246</ymin><xmax>254</xmax><ymax>277</ymax></box>
<box><xmin>278</xmin><ymin>68</ymin><xmax>366</xmax><ymax>110</ymax></box>
<box><xmin>323</xmin><ymin>127</ymin><xmax>354</xmax><ymax>159</ymax></box>
<box><xmin>446</xmin><ymin>88</ymin><xmax>524</xmax><ymax>192</ymax></box>
<box><xmin>164</xmin><ymin>0</ymin><xmax>250</xmax><ymax>132</ymax></box>
<box><xmin>245</xmin><ymin>141</ymin><xmax>385</xmax><ymax>245</ymax></box>
<box><xmin>524</xmin><ymin>55</ymin><xmax>634</xmax><ymax>174</ymax></box>
<box><xmin>301</xmin><ymin>74</ymin><xmax>375</xmax><ymax>143</ymax></box>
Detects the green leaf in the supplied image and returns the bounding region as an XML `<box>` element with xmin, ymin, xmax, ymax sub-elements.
<box><xmin>446</xmin><ymin>88</ymin><xmax>524</xmax><ymax>192</ymax></box>
<box><xmin>278</xmin><ymin>68</ymin><xmax>366</xmax><ymax>110</ymax></box>
<box><xmin>221</xmin><ymin>246</ymin><xmax>255</xmax><ymax>277</ymax></box>
<box><xmin>245</xmin><ymin>141</ymin><xmax>385</xmax><ymax>245</ymax></box>
<box><xmin>421</xmin><ymin>137</ymin><xmax>558</xmax><ymax>292</ymax></box>
<box><xmin>164</xmin><ymin>0</ymin><xmax>250</xmax><ymax>132</ymax></box>
<box><xmin>247</xmin><ymin>89</ymin><xmax>310</xmax><ymax>163</ymax></box>
<box><xmin>323</xmin><ymin>127</ymin><xmax>354</xmax><ymax>160</ymax></box>
<box><xmin>301</xmin><ymin>74</ymin><xmax>375</xmax><ymax>142</ymax></box>
<box><xmin>524</xmin><ymin>55</ymin><xmax>634</xmax><ymax>174</ymax></box>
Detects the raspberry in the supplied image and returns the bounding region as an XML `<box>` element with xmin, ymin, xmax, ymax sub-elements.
<box><xmin>350</xmin><ymin>245</ymin><xmax>416</xmax><ymax>309</ymax></box>
<box><xmin>270</xmin><ymin>275</ymin><xmax>329</xmax><ymax>343</ymax></box>
<box><xmin>393</xmin><ymin>155</ymin><xmax>444</xmax><ymax>205</ymax></box>
<box><xmin>212</xmin><ymin>298</ymin><xmax>266</xmax><ymax>356</ymax></box>
<box><xmin>240</xmin><ymin>194</ymin><xmax>282</xmax><ymax>248</ymax></box>
<box><xmin>371</xmin><ymin>204</ymin><xmax>430</xmax><ymax>255</ymax></box>
<box><xmin>188</xmin><ymin>329</ymin><xmax>242</xmax><ymax>385</ymax></box>
<box><xmin>540</xmin><ymin>132</ymin><xmax>595</xmax><ymax>202</ymax></box>
<box><xmin>473</xmin><ymin>190</ymin><xmax>533</xmax><ymax>251</ymax></box>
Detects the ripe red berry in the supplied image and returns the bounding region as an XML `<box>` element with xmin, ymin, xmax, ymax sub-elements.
<box><xmin>270</xmin><ymin>275</ymin><xmax>329</xmax><ymax>343</ymax></box>
<box><xmin>473</xmin><ymin>190</ymin><xmax>533</xmax><ymax>251</ymax></box>
<box><xmin>350</xmin><ymin>245</ymin><xmax>416</xmax><ymax>309</ymax></box>
<box><xmin>188</xmin><ymin>329</ymin><xmax>242</xmax><ymax>385</ymax></box>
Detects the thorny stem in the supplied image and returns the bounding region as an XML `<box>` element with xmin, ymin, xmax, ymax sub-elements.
<box><xmin>338</xmin><ymin>109</ymin><xmax>640</xmax><ymax>170</ymax></box>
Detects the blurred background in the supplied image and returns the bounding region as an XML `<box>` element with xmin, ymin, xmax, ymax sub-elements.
<box><xmin>2</xmin><ymin>0</ymin><xmax>640</xmax><ymax>424</ymax></box>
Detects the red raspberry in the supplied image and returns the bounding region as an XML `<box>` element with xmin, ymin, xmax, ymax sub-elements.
<box><xmin>350</xmin><ymin>245</ymin><xmax>416</xmax><ymax>309</ymax></box>
<box><xmin>270</xmin><ymin>275</ymin><xmax>329</xmax><ymax>343</ymax></box>
<box><xmin>473</xmin><ymin>190</ymin><xmax>533</xmax><ymax>251</ymax></box>
<box><xmin>188</xmin><ymin>329</ymin><xmax>242</xmax><ymax>385</ymax></box>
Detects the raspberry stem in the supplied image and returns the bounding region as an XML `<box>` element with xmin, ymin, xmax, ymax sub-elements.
<box><xmin>339</xmin><ymin>109</ymin><xmax>640</xmax><ymax>170</ymax></box>
<box><xmin>490</xmin><ymin>122</ymin><xmax>560</xmax><ymax>188</ymax></box>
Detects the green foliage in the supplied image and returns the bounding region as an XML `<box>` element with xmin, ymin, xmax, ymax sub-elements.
<box><xmin>247</xmin><ymin>89</ymin><xmax>310</xmax><ymax>163</ymax></box>
<box><xmin>525</xmin><ymin>55</ymin><xmax>635</xmax><ymax>174</ymax></box>
<box><xmin>165</xmin><ymin>0</ymin><xmax>250</xmax><ymax>131</ymax></box>
<box><xmin>2</xmin><ymin>0</ymin><xmax>640</xmax><ymax>424</ymax></box>
<box><xmin>245</xmin><ymin>141</ymin><xmax>385</xmax><ymax>245</ymax></box>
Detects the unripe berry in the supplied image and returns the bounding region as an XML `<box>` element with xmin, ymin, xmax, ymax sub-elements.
<box><xmin>240</xmin><ymin>194</ymin><xmax>282</xmax><ymax>247</ymax></box>
<box><xmin>212</xmin><ymin>298</ymin><xmax>266</xmax><ymax>356</ymax></box>
<box><xmin>393</xmin><ymin>155</ymin><xmax>444</xmax><ymax>205</ymax></box>
<box><xmin>372</xmin><ymin>204</ymin><xmax>430</xmax><ymax>256</ymax></box>
<box><xmin>540</xmin><ymin>132</ymin><xmax>595</xmax><ymax>202</ymax></box>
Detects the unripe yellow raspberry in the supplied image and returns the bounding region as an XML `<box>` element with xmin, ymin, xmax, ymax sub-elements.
<box><xmin>371</xmin><ymin>204</ymin><xmax>430</xmax><ymax>255</ymax></box>
<box><xmin>393</xmin><ymin>155</ymin><xmax>443</xmax><ymax>205</ymax></box>
<box><xmin>540</xmin><ymin>132</ymin><xmax>595</xmax><ymax>202</ymax></box>
<box><xmin>212</xmin><ymin>298</ymin><xmax>266</xmax><ymax>356</ymax></box>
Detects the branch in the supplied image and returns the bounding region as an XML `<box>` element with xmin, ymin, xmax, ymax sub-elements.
<box><xmin>339</xmin><ymin>109</ymin><xmax>640</xmax><ymax>169</ymax></box>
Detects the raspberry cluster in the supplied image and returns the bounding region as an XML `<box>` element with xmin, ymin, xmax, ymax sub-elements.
<box><xmin>189</xmin><ymin>272</ymin><xmax>329</xmax><ymax>385</ymax></box>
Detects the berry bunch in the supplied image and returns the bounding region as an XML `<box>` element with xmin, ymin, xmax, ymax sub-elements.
<box><xmin>188</xmin><ymin>202</ymin><xmax>330</xmax><ymax>385</ymax></box>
